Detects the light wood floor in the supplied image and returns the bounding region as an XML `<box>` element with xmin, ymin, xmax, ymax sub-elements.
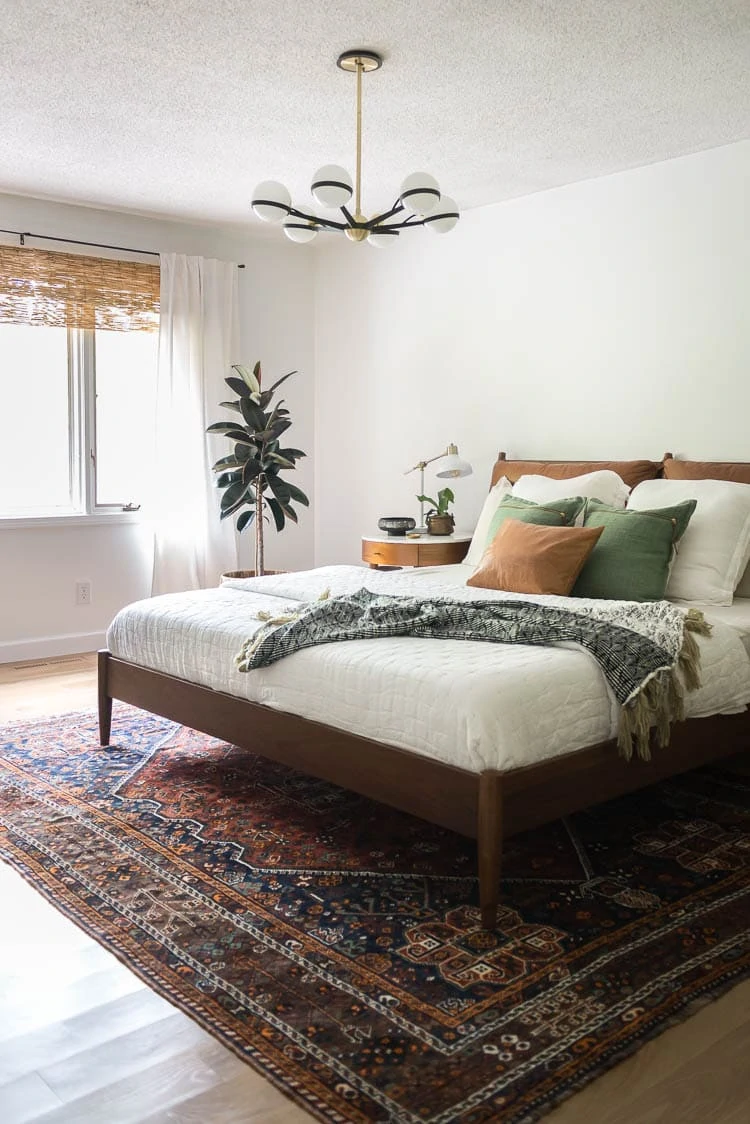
<box><xmin>1</xmin><ymin>654</ymin><xmax>749</xmax><ymax>1123</ymax></box>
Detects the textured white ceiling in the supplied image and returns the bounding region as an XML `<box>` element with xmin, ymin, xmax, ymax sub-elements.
<box><xmin>0</xmin><ymin>0</ymin><xmax>748</xmax><ymax>227</ymax></box>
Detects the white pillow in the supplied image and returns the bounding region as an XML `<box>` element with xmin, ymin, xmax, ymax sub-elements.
<box><xmin>628</xmin><ymin>478</ymin><xmax>750</xmax><ymax>605</ymax></box>
<box><xmin>512</xmin><ymin>469</ymin><xmax>631</xmax><ymax>509</ymax></box>
<box><xmin>464</xmin><ymin>476</ymin><xmax>512</xmax><ymax>568</ymax></box>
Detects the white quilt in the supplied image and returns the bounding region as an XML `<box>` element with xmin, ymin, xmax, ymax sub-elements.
<box><xmin>106</xmin><ymin>564</ymin><xmax>750</xmax><ymax>775</ymax></box>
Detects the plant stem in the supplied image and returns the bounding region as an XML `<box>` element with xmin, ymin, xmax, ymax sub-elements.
<box><xmin>255</xmin><ymin>478</ymin><xmax>265</xmax><ymax>576</ymax></box>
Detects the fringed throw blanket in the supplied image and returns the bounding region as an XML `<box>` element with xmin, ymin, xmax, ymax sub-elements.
<box><xmin>236</xmin><ymin>590</ymin><xmax>711</xmax><ymax>761</ymax></box>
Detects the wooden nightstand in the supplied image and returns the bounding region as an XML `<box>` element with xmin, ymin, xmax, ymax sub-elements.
<box><xmin>361</xmin><ymin>532</ymin><xmax>471</xmax><ymax>570</ymax></box>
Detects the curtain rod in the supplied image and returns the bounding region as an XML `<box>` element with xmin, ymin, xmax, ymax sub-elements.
<box><xmin>0</xmin><ymin>228</ymin><xmax>246</xmax><ymax>268</ymax></box>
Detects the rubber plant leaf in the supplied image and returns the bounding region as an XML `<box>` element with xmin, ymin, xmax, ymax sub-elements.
<box><xmin>216</xmin><ymin>471</ymin><xmax>242</xmax><ymax>489</ymax></box>
<box><xmin>220</xmin><ymin>480</ymin><xmax>247</xmax><ymax>510</ymax></box>
<box><xmin>267</xmin><ymin>453</ymin><xmax>296</xmax><ymax>469</ymax></box>
<box><xmin>224</xmin><ymin>375</ymin><xmax>255</xmax><ymax>399</ymax></box>
<box><xmin>240</xmin><ymin>397</ymin><xmax>267</xmax><ymax>430</ymax></box>
<box><xmin>241</xmin><ymin>459</ymin><xmax>261</xmax><ymax>486</ymax></box>
<box><xmin>267</xmin><ymin>474</ymin><xmax>291</xmax><ymax>502</ymax></box>
<box><xmin>266</xmin><ymin>496</ymin><xmax>286</xmax><ymax>532</ymax></box>
<box><xmin>266</xmin><ymin>370</ymin><xmax>297</xmax><ymax>395</ymax></box>
<box><xmin>233</xmin><ymin>364</ymin><xmax>261</xmax><ymax>395</ymax></box>
<box><xmin>211</xmin><ymin>454</ymin><xmax>243</xmax><ymax>471</ymax></box>
<box><xmin>285</xmin><ymin>482</ymin><xmax>309</xmax><ymax>506</ymax></box>
<box><xmin>207</xmin><ymin>422</ymin><xmax>251</xmax><ymax>438</ymax></box>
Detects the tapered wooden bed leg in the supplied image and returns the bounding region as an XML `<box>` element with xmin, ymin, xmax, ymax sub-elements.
<box><xmin>478</xmin><ymin>770</ymin><xmax>503</xmax><ymax>930</ymax></box>
<box><xmin>98</xmin><ymin>649</ymin><xmax>113</xmax><ymax>746</ymax></box>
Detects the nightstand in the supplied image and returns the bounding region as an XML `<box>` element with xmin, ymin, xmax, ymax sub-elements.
<box><xmin>361</xmin><ymin>532</ymin><xmax>471</xmax><ymax>570</ymax></box>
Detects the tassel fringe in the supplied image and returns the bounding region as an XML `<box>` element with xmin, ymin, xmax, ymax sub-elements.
<box><xmin>617</xmin><ymin>609</ymin><xmax>711</xmax><ymax>761</ymax></box>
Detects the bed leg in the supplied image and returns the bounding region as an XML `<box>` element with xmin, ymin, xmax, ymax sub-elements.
<box><xmin>98</xmin><ymin>649</ymin><xmax>113</xmax><ymax>746</ymax></box>
<box><xmin>478</xmin><ymin>770</ymin><xmax>503</xmax><ymax>930</ymax></box>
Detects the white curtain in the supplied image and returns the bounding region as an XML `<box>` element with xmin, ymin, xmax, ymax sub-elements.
<box><xmin>150</xmin><ymin>254</ymin><xmax>239</xmax><ymax>594</ymax></box>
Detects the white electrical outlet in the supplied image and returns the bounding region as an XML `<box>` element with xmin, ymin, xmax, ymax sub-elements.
<box><xmin>76</xmin><ymin>581</ymin><xmax>92</xmax><ymax>605</ymax></box>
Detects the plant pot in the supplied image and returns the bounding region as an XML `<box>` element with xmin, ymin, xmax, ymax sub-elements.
<box><xmin>426</xmin><ymin>514</ymin><xmax>454</xmax><ymax>536</ymax></box>
<box><xmin>220</xmin><ymin>569</ymin><xmax>286</xmax><ymax>582</ymax></box>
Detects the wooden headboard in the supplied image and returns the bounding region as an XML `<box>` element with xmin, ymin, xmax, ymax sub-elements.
<box><xmin>490</xmin><ymin>451</ymin><xmax>663</xmax><ymax>490</ymax></box>
<box><xmin>662</xmin><ymin>453</ymin><xmax>750</xmax><ymax>484</ymax></box>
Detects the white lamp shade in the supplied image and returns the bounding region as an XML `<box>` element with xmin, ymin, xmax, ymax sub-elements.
<box><xmin>367</xmin><ymin>228</ymin><xmax>399</xmax><ymax>248</ymax></box>
<box><xmin>283</xmin><ymin>220</ymin><xmax>318</xmax><ymax>244</ymax></box>
<box><xmin>251</xmin><ymin>181</ymin><xmax>291</xmax><ymax>224</ymax></box>
<box><xmin>311</xmin><ymin>165</ymin><xmax>353</xmax><ymax>208</ymax></box>
<box><xmin>424</xmin><ymin>196</ymin><xmax>459</xmax><ymax>234</ymax></box>
<box><xmin>399</xmin><ymin>172</ymin><xmax>441</xmax><ymax>215</ymax></box>
<box><xmin>436</xmin><ymin>446</ymin><xmax>472</xmax><ymax>478</ymax></box>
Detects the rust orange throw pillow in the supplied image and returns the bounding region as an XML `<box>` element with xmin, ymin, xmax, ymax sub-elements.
<box><xmin>467</xmin><ymin>518</ymin><xmax>604</xmax><ymax>596</ymax></box>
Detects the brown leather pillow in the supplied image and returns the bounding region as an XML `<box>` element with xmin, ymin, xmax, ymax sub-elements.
<box><xmin>663</xmin><ymin>457</ymin><xmax>750</xmax><ymax>484</ymax></box>
<box><xmin>467</xmin><ymin>519</ymin><xmax>605</xmax><ymax>596</ymax></box>
<box><xmin>491</xmin><ymin>458</ymin><xmax>661</xmax><ymax>490</ymax></box>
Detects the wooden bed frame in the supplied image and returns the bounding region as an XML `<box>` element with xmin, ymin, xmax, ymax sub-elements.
<box><xmin>98</xmin><ymin>453</ymin><xmax>750</xmax><ymax>929</ymax></box>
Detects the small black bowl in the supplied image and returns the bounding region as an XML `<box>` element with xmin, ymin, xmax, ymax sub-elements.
<box><xmin>378</xmin><ymin>516</ymin><xmax>416</xmax><ymax>537</ymax></box>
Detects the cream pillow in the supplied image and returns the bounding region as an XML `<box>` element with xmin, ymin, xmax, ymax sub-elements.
<box><xmin>512</xmin><ymin>470</ymin><xmax>631</xmax><ymax>509</ymax></box>
<box><xmin>463</xmin><ymin>476</ymin><xmax>512</xmax><ymax>568</ymax></box>
<box><xmin>627</xmin><ymin>479</ymin><xmax>750</xmax><ymax>605</ymax></box>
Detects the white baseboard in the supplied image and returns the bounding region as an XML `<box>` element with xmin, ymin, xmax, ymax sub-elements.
<box><xmin>0</xmin><ymin>631</ymin><xmax>107</xmax><ymax>665</ymax></box>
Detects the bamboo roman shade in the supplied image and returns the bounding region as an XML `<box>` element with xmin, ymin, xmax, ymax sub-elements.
<box><xmin>0</xmin><ymin>245</ymin><xmax>160</xmax><ymax>332</ymax></box>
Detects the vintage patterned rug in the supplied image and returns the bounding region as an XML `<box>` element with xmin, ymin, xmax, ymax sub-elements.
<box><xmin>1</xmin><ymin>706</ymin><xmax>749</xmax><ymax>1123</ymax></box>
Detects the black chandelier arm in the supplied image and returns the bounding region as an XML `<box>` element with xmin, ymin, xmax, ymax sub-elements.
<box><xmin>368</xmin><ymin>215</ymin><xmax>426</xmax><ymax>232</ymax></box>
<box><xmin>286</xmin><ymin>206</ymin><xmax>350</xmax><ymax>232</ymax></box>
<box><xmin>340</xmin><ymin>205</ymin><xmax>360</xmax><ymax>227</ymax></box>
<box><xmin>362</xmin><ymin>200</ymin><xmax>406</xmax><ymax>228</ymax></box>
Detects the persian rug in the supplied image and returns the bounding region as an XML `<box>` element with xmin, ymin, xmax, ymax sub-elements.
<box><xmin>1</xmin><ymin>707</ymin><xmax>749</xmax><ymax>1123</ymax></box>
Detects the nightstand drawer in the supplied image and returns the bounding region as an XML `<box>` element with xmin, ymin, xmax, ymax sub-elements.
<box><xmin>362</xmin><ymin>539</ymin><xmax>419</xmax><ymax>567</ymax></box>
<box><xmin>416</xmin><ymin>541</ymin><xmax>469</xmax><ymax>566</ymax></box>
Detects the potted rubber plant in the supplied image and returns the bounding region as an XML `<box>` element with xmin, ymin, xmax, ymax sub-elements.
<box><xmin>207</xmin><ymin>361</ymin><xmax>308</xmax><ymax>576</ymax></box>
<box><xmin>417</xmin><ymin>487</ymin><xmax>455</xmax><ymax>535</ymax></box>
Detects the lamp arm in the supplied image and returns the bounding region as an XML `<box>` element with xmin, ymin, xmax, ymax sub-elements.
<box><xmin>404</xmin><ymin>451</ymin><xmax>451</xmax><ymax>476</ymax></box>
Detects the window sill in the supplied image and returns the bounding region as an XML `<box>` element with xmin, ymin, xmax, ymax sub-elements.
<box><xmin>0</xmin><ymin>511</ymin><xmax>144</xmax><ymax>530</ymax></box>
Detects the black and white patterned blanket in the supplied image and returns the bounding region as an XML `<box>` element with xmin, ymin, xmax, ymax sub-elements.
<box><xmin>236</xmin><ymin>589</ymin><xmax>709</xmax><ymax>758</ymax></box>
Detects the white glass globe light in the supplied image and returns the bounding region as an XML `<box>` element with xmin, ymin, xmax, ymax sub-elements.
<box><xmin>283</xmin><ymin>220</ymin><xmax>318</xmax><ymax>244</ymax></box>
<box><xmin>311</xmin><ymin>165</ymin><xmax>353</xmax><ymax>208</ymax></box>
<box><xmin>399</xmin><ymin>172</ymin><xmax>441</xmax><ymax>215</ymax></box>
<box><xmin>251</xmin><ymin>181</ymin><xmax>291</xmax><ymax>224</ymax></box>
<box><xmin>367</xmin><ymin>228</ymin><xmax>399</xmax><ymax>248</ymax></box>
<box><xmin>424</xmin><ymin>197</ymin><xmax>459</xmax><ymax>234</ymax></box>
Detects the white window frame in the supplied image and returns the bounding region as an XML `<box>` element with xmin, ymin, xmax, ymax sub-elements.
<box><xmin>0</xmin><ymin>326</ymin><xmax>146</xmax><ymax>528</ymax></box>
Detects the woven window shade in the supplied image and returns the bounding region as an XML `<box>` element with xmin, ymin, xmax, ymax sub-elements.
<box><xmin>0</xmin><ymin>245</ymin><xmax>160</xmax><ymax>332</ymax></box>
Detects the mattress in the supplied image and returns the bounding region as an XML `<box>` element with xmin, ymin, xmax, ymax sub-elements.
<box><xmin>107</xmin><ymin>565</ymin><xmax>750</xmax><ymax>776</ymax></box>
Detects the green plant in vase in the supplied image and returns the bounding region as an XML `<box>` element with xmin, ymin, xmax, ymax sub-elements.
<box><xmin>416</xmin><ymin>486</ymin><xmax>455</xmax><ymax>534</ymax></box>
<box><xmin>207</xmin><ymin>361</ymin><xmax>308</xmax><ymax>575</ymax></box>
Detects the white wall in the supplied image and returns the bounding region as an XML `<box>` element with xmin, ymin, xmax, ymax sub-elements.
<box><xmin>4</xmin><ymin>139</ymin><xmax>749</xmax><ymax>657</ymax></box>
<box><xmin>0</xmin><ymin>194</ymin><xmax>316</xmax><ymax>660</ymax></box>
<box><xmin>314</xmin><ymin>141</ymin><xmax>750</xmax><ymax>565</ymax></box>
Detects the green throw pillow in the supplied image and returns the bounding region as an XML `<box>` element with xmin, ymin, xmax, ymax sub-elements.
<box><xmin>484</xmin><ymin>494</ymin><xmax>586</xmax><ymax>551</ymax></box>
<box><xmin>573</xmin><ymin>499</ymin><xmax>697</xmax><ymax>601</ymax></box>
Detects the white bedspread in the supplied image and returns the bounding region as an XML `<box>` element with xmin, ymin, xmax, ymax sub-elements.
<box><xmin>106</xmin><ymin>565</ymin><xmax>750</xmax><ymax>775</ymax></box>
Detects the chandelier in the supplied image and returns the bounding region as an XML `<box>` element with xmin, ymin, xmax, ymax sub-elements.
<box><xmin>251</xmin><ymin>50</ymin><xmax>460</xmax><ymax>246</ymax></box>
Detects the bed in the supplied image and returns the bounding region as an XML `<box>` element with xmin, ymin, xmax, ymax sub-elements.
<box><xmin>99</xmin><ymin>453</ymin><xmax>750</xmax><ymax>928</ymax></box>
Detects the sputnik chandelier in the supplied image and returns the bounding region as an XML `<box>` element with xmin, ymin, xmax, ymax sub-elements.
<box><xmin>251</xmin><ymin>50</ymin><xmax>459</xmax><ymax>246</ymax></box>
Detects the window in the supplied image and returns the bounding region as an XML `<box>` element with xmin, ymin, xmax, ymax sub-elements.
<box><xmin>0</xmin><ymin>245</ymin><xmax>159</xmax><ymax>519</ymax></box>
